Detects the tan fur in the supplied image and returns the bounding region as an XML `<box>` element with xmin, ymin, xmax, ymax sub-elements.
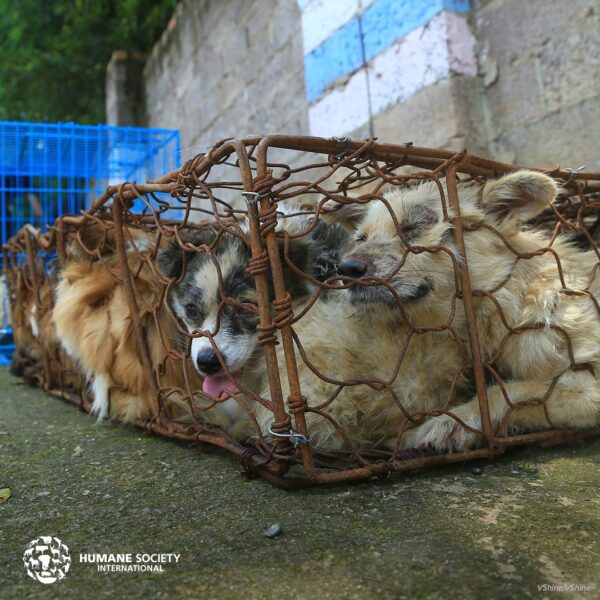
<box><xmin>52</xmin><ymin>234</ymin><xmax>210</xmax><ymax>424</ymax></box>
<box><xmin>252</xmin><ymin>301</ymin><xmax>465</xmax><ymax>449</ymax></box>
<box><xmin>400</xmin><ymin>173</ymin><xmax>600</xmax><ymax>450</ymax></box>
<box><xmin>252</xmin><ymin>171</ymin><xmax>600</xmax><ymax>451</ymax></box>
<box><xmin>9</xmin><ymin>264</ymin><xmax>81</xmax><ymax>390</ymax></box>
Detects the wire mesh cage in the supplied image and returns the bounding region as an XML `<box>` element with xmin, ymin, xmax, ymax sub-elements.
<box><xmin>4</xmin><ymin>135</ymin><xmax>600</xmax><ymax>488</ymax></box>
<box><xmin>0</xmin><ymin>121</ymin><xmax>180</xmax><ymax>359</ymax></box>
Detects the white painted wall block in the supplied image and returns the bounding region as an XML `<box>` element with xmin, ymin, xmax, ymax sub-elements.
<box><xmin>308</xmin><ymin>68</ymin><xmax>370</xmax><ymax>137</ymax></box>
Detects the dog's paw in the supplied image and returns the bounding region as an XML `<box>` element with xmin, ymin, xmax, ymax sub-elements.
<box><xmin>403</xmin><ymin>413</ymin><xmax>482</xmax><ymax>452</ymax></box>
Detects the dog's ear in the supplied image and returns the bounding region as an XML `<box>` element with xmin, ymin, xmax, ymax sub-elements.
<box><xmin>481</xmin><ymin>171</ymin><xmax>558</xmax><ymax>230</ymax></box>
<box><xmin>157</xmin><ymin>240</ymin><xmax>185</xmax><ymax>279</ymax></box>
<box><xmin>157</xmin><ymin>227</ymin><xmax>217</xmax><ymax>279</ymax></box>
<box><xmin>319</xmin><ymin>199</ymin><xmax>366</xmax><ymax>232</ymax></box>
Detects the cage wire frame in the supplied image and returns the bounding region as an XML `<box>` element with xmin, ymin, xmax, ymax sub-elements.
<box><xmin>4</xmin><ymin>135</ymin><xmax>600</xmax><ymax>489</ymax></box>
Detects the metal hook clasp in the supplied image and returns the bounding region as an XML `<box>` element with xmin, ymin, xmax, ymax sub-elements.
<box><xmin>241</xmin><ymin>191</ymin><xmax>260</xmax><ymax>207</ymax></box>
<box><xmin>564</xmin><ymin>165</ymin><xmax>586</xmax><ymax>185</ymax></box>
<box><xmin>268</xmin><ymin>426</ymin><xmax>311</xmax><ymax>448</ymax></box>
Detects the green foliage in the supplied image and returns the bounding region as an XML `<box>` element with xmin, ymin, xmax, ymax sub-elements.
<box><xmin>0</xmin><ymin>0</ymin><xmax>176</xmax><ymax>124</ymax></box>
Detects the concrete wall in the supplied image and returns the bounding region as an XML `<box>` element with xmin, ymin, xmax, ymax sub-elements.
<box><xmin>106</xmin><ymin>51</ymin><xmax>146</xmax><ymax>127</ymax></box>
<box><xmin>107</xmin><ymin>0</ymin><xmax>600</xmax><ymax>170</ymax></box>
<box><xmin>141</xmin><ymin>0</ymin><xmax>307</xmax><ymax>164</ymax></box>
<box><xmin>472</xmin><ymin>0</ymin><xmax>600</xmax><ymax>169</ymax></box>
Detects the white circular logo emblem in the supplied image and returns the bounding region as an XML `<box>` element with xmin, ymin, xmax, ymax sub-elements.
<box><xmin>23</xmin><ymin>536</ymin><xmax>71</xmax><ymax>584</ymax></box>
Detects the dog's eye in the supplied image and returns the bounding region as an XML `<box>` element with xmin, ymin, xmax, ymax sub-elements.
<box><xmin>185</xmin><ymin>303</ymin><xmax>202</xmax><ymax>319</ymax></box>
<box><xmin>355</xmin><ymin>234</ymin><xmax>367</xmax><ymax>242</ymax></box>
<box><xmin>237</xmin><ymin>303</ymin><xmax>258</xmax><ymax>319</ymax></box>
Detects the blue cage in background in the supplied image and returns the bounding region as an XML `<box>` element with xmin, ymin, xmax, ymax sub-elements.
<box><xmin>0</xmin><ymin>121</ymin><xmax>180</xmax><ymax>241</ymax></box>
<box><xmin>0</xmin><ymin>120</ymin><xmax>180</xmax><ymax>362</ymax></box>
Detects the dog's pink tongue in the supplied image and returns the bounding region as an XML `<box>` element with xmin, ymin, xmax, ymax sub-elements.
<box><xmin>202</xmin><ymin>371</ymin><xmax>241</xmax><ymax>399</ymax></box>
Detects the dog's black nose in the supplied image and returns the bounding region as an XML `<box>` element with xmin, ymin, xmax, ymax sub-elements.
<box><xmin>337</xmin><ymin>257</ymin><xmax>368</xmax><ymax>279</ymax></box>
<box><xmin>196</xmin><ymin>348</ymin><xmax>223</xmax><ymax>375</ymax></box>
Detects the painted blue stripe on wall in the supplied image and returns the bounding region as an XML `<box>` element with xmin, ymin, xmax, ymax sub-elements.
<box><xmin>362</xmin><ymin>0</ymin><xmax>469</xmax><ymax>61</ymax></box>
<box><xmin>304</xmin><ymin>18</ymin><xmax>363</xmax><ymax>103</ymax></box>
<box><xmin>303</xmin><ymin>0</ymin><xmax>470</xmax><ymax>103</ymax></box>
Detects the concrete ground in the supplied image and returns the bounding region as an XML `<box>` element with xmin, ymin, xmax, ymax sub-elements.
<box><xmin>1</xmin><ymin>367</ymin><xmax>599</xmax><ymax>600</ymax></box>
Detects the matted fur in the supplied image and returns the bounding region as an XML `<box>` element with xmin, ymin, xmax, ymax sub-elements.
<box><xmin>262</xmin><ymin>170</ymin><xmax>599</xmax><ymax>451</ymax></box>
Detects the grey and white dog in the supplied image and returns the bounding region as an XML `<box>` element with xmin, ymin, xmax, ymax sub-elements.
<box><xmin>158</xmin><ymin>208</ymin><xmax>349</xmax><ymax>423</ymax></box>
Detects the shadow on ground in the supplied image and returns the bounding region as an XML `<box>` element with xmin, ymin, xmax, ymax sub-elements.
<box><xmin>1</xmin><ymin>368</ymin><xmax>598</xmax><ymax>599</ymax></box>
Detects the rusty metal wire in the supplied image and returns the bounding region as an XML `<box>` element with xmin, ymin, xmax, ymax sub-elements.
<box><xmin>4</xmin><ymin>136</ymin><xmax>600</xmax><ymax>488</ymax></box>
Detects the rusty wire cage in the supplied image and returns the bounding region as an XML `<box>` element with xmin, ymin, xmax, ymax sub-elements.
<box><xmin>4</xmin><ymin>136</ymin><xmax>600</xmax><ymax>488</ymax></box>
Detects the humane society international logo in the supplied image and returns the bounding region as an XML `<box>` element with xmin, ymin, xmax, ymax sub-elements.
<box><xmin>23</xmin><ymin>536</ymin><xmax>71</xmax><ymax>584</ymax></box>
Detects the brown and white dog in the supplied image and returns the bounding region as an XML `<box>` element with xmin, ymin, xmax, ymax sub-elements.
<box><xmin>52</xmin><ymin>212</ymin><xmax>349</xmax><ymax>431</ymax></box>
<box><xmin>52</xmin><ymin>225</ymin><xmax>203</xmax><ymax>423</ymax></box>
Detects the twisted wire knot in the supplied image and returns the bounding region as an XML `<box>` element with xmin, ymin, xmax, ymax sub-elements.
<box><xmin>259</xmin><ymin>201</ymin><xmax>278</xmax><ymax>237</ymax></box>
<box><xmin>239</xmin><ymin>448</ymin><xmax>259</xmax><ymax>479</ymax></box>
<box><xmin>273</xmin><ymin>292</ymin><xmax>293</xmax><ymax>328</ymax></box>
<box><xmin>253</xmin><ymin>171</ymin><xmax>276</xmax><ymax>195</ymax></box>
<box><xmin>257</xmin><ymin>322</ymin><xmax>278</xmax><ymax>347</ymax></box>
<box><xmin>287</xmin><ymin>394</ymin><xmax>307</xmax><ymax>414</ymax></box>
<box><xmin>269</xmin><ymin>417</ymin><xmax>294</xmax><ymax>452</ymax></box>
<box><xmin>247</xmin><ymin>250</ymin><xmax>270</xmax><ymax>276</ymax></box>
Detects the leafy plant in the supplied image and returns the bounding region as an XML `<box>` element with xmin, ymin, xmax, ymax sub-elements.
<box><xmin>0</xmin><ymin>0</ymin><xmax>176</xmax><ymax>123</ymax></box>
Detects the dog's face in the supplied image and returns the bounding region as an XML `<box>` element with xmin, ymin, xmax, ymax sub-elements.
<box><xmin>159</xmin><ymin>216</ymin><xmax>349</xmax><ymax>397</ymax></box>
<box><xmin>159</xmin><ymin>229</ymin><xmax>259</xmax><ymax>397</ymax></box>
<box><xmin>338</xmin><ymin>171</ymin><xmax>558</xmax><ymax>318</ymax></box>
<box><xmin>337</xmin><ymin>181</ymin><xmax>460</xmax><ymax>317</ymax></box>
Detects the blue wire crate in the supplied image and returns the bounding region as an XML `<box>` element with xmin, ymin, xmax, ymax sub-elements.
<box><xmin>0</xmin><ymin>120</ymin><xmax>180</xmax><ymax>360</ymax></box>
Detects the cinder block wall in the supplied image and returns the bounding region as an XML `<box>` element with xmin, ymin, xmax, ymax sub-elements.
<box><xmin>472</xmin><ymin>0</ymin><xmax>600</xmax><ymax>169</ymax></box>
<box><xmin>115</xmin><ymin>0</ymin><xmax>600</xmax><ymax>169</ymax></box>
<box><xmin>142</xmin><ymin>0</ymin><xmax>307</xmax><ymax>164</ymax></box>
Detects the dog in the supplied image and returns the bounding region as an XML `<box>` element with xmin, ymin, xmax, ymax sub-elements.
<box><xmin>9</xmin><ymin>257</ymin><xmax>82</xmax><ymax>392</ymax></box>
<box><xmin>51</xmin><ymin>209</ymin><xmax>347</xmax><ymax>432</ymax></box>
<box><xmin>248</xmin><ymin>180</ymin><xmax>471</xmax><ymax>450</ymax></box>
<box><xmin>52</xmin><ymin>223</ymin><xmax>206</xmax><ymax>423</ymax></box>
<box><xmin>319</xmin><ymin>169</ymin><xmax>600</xmax><ymax>451</ymax></box>
<box><xmin>159</xmin><ymin>209</ymin><xmax>351</xmax><ymax>437</ymax></box>
<box><xmin>9</xmin><ymin>263</ymin><xmax>46</xmax><ymax>383</ymax></box>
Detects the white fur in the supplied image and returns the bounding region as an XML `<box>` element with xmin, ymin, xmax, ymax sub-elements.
<box><xmin>59</xmin><ymin>337</ymin><xmax>79</xmax><ymax>361</ymax></box>
<box><xmin>91</xmin><ymin>374</ymin><xmax>110</xmax><ymax>421</ymax></box>
<box><xmin>29</xmin><ymin>305</ymin><xmax>39</xmax><ymax>338</ymax></box>
<box><xmin>0</xmin><ymin>274</ymin><xmax>9</xmax><ymax>329</ymax></box>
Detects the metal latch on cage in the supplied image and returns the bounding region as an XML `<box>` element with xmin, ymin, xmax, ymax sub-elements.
<box><xmin>268</xmin><ymin>426</ymin><xmax>311</xmax><ymax>448</ymax></box>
